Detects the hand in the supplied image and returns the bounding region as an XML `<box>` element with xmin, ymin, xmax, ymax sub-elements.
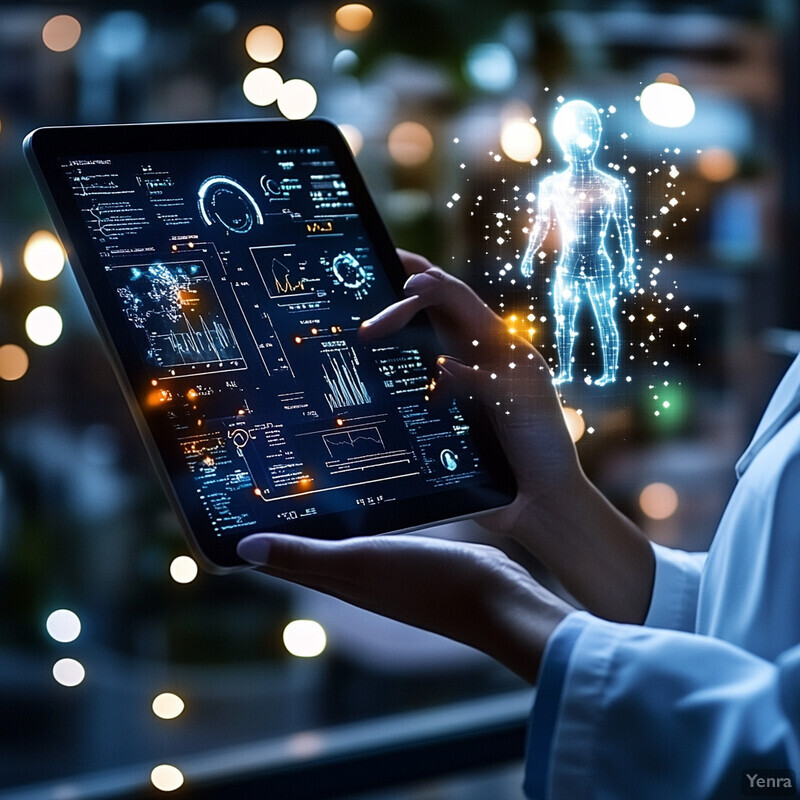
<box><xmin>361</xmin><ymin>251</ymin><xmax>655</xmax><ymax>624</ymax></box>
<box><xmin>360</xmin><ymin>250</ymin><xmax>582</xmax><ymax>538</ymax></box>
<box><xmin>237</xmin><ymin>532</ymin><xmax>572</xmax><ymax>683</ymax></box>
<box><xmin>520</xmin><ymin>255</ymin><xmax>534</xmax><ymax>278</ymax></box>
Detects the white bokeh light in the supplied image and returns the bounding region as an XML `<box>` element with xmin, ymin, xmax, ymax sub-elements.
<box><xmin>152</xmin><ymin>692</ymin><xmax>185</xmax><ymax>720</ymax></box>
<box><xmin>25</xmin><ymin>306</ymin><xmax>63</xmax><ymax>346</ymax></box>
<box><xmin>277</xmin><ymin>79</ymin><xmax>317</xmax><ymax>120</ymax></box>
<box><xmin>169</xmin><ymin>555</ymin><xmax>198</xmax><ymax>584</ymax></box>
<box><xmin>53</xmin><ymin>658</ymin><xmax>85</xmax><ymax>687</ymax></box>
<box><xmin>23</xmin><ymin>230</ymin><xmax>65</xmax><ymax>281</ymax></box>
<box><xmin>283</xmin><ymin>619</ymin><xmax>327</xmax><ymax>658</ymax></box>
<box><xmin>150</xmin><ymin>764</ymin><xmax>184</xmax><ymax>792</ymax></box>
<box><xmin>242</xmin><ymin>67</ymin><xmax>282</xmax><ymax>106</ymax></box>
<box><xmin>640</xmin><ymin>82</ymin><xmax>696</xmax><ymax>128</ymax></box>
<box><xmin>46</xmin><ymin>609</ymin><xmax>81</xmax><ymax>643</ymax></box>
<box><xmin>500</xmin><ymin>119</ymin><xmax>543</xmax><ymax>163</ymax></box>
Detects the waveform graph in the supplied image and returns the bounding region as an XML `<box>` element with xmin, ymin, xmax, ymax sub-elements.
<box><xmin>322</xmin><ymin>347</ymin><xmax>371</xmax><ymax>410</ymax></box>
<box><xmin>322</xmin><ymin>426</ymin><xmax>385</xmax><ymax>458</ymax></box>
<box><xmin>251</xmin><ymin>246</ymin><xmax>319</xmax><ymax>300</ymax></box>
<box><xmin>111</xmin><ymin>259</ymin><xmax>245</xmax><ymax>377</ymax></box>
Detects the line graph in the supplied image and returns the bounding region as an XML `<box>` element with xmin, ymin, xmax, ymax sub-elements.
<box><xmin>112</xmin><ymin>260</ymin><xmax>243</xmax><ymax>373</ymax></box>
<box><xmin>322</xmin><ymin>426</ymin><xmax>385</xmax><ymax>457</ymax></box>
<box><xmin>271</xmin><ymin>257</ymin><xmax>306</xmax><ymax>295</ymax></box>
<box><xmin>322</xmin><ymin>349</ymin><xmax>371</xmax><ymax>410</ymax></box>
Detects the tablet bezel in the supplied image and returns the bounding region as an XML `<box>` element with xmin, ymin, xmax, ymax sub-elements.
<box><xmin>24</xmin><ymin>118</ymin><xmax>517</xmax><ymax>572</ymax></box>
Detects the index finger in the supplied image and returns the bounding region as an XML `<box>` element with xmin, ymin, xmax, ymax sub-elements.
<box><xmin>359</xmin><ymin>251</ymin><xmax>508</xmax><ymax>357</ymax></box>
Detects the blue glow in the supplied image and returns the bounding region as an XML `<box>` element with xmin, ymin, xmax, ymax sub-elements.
<box><xmin>197</xmin><ymin>176</ymin><xmax>264</xmax><ymax>233</ymax></box>
<box><xmin>521</xmin><ymin>100</ymin><xmax>636</xmax><ymax>386</ymax></box>
<box><xmin>464</xmin><ymin>43</ymin><xmax>517</xmax><ymax>93</ymax></box>
<box><xmin>95</xmin><ymin>12</ymin><xmax>149</xmax><ymax>62</ymax></box>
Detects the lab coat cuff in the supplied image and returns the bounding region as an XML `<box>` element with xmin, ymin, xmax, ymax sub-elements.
<box><xmin>643</xmin><ymin>541</ymin><xmax>706</xmax><ymax>632</ymax></box>
<box><xmin>524</xmin><ymin>611</ymin><xmax>591</xmax><ymax>800</ymax></box>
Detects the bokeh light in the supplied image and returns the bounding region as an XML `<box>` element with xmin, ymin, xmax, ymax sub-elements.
<box><xmin>245</xmin><ymin>25</ymin><xmax>283</xmax><ymax>63</ymax></box>
<box><xmin>561</xmin><ymin>407</ymin><xmax>586</xmax><ymax>443</ymax></box>
<box><xmin>152</xmin><ymin>692</ymin><xmax>185</xmax><ymax>720</ymax></box>
<box><xmin>697</xmin><ymin>147</ymin><xmax>738</xmax><ymax>182</ymax></box>
<box><xmin>25</xmin><ymin>306</ymin><xmax>63</xmax><ymax>347</ymax></box>
<box><xmin>387</xmin><ymin>121</ymin><xmax>434</xmax><ymax>167</ymax></box>
<box><xmin>0</xmin><ymin>258</ymin><xmax>4</xmax><ymax>290</ymax></box>
<box><xmin>42</xmin><ymin>15</ymin><xmax>82</xmax><ymax>52</ymax></box>
<box><xmin>464</xmin><ymin>43</ymin><xmax>517</xmax><ymax>93</ymax></box>
<box><xmin>169</xmin><ymin>555</ymin><xmax>198</xmax><ymax>584</ymax></box>
<box><xmin>283</xmin><ymin>619</ymin><xmax>327</xmax><ymax>658</ymax></box>
<box><xmin>500</xmin><ymin>118</ymin><xmax>543</xmax><ymax>163</ymax></box>
<box><xmin>639</xmin><ymin>482</ymin><xmax>679</xmax><ymax>520</ymax></box>
<box><xmin>338</xmin><ymin>123</ymin><xmax>363</xmax><ymax>155</ymax></box>
<box><xmin>277</xmin><ymin>79</ymin><xmax>317</xmax><ymax>120</ymax></box>
<box><xmin>46</xmin><ymin>609</ymin><xmax>81</xmax><ymax>643</ymax></box>
<box><xmin>23</xmin><ymin>230</ymin><xmax>65</xmax><ymax>281</ymax></box>
<box><xmin>242</xmin><ymin>67</ymin><xmax>283</xmax><ymax>107</ymax></box>
<box><xmin>0</xmin><ymin>344</ymin><xmax>29</xmax><ymax>381</ymax></box>
<box><xmin>150</xmin><ymin>764</ymin><xmax>184</xmax><ymax>792</ymax></box>
<box><xmin>53</xmin><ymin>658</ymin><xmax>85</xmax><ymax>687</ymax></box>
<box><xmin>640</xmin><ymin>81</ymin><xmax>696</xmax><ymax>128</ymax></box>
<box><xmin>335</xmin><ymin>4</ymin><xmax>374</xmax><ymax>33</ymax></box>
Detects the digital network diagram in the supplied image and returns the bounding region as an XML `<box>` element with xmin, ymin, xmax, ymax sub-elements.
<box><xmin>59</xmin><ymin>141</ymin><xmax>493</xmax><ymax>536</ymax></box>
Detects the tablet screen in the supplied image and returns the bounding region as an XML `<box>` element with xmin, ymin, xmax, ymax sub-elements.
<box><xmin>25</xmin><ymin>120</ymin><xmax>515</xmax><ymax>569</ymax></box>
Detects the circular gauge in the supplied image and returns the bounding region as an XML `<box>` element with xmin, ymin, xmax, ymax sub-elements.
<box><xmin>440</xmin><ymin>449</ymin><xmax>459</xmax><ymax>472</ymax></box>
<box><xmin>261</xmin><ymin>175</ymin><xmax>282</xmax><ymax>195</ymax></box>
<box><xmin>332</xmin><ymin>252</ymin><xmax>368</xmax><ymax>290</ymax></box>
<box><xmin>198</xmin><ymin>176</ymin><xmax>263</xmax><ymax>234</ymax></box>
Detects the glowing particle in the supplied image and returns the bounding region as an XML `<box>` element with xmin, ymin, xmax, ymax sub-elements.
<box><xmin>669</xmin><ymin>165</ymin><xmax>680</xmax><ymax>179</ymax></box>
<box><xmin>472</xmin><ymin>339</ymin><xmax>479</xmax><ymax>346</ymax></box>
<box><xmin>660</xmin><ymin>206</ymin><xmax>669</xmax><ymax>215</ymax></box>
<box><xmin>646</xmin><ymin>314</ymin><xmax>655</xmax><ymax>322</ymax></box>
<box><xmin>652</xmin><ymin>229</ymin><xmax>661</xmax><ymax>238</ymax></box>
<box><xmin>669</xmin><ymin>197</ymin><xmax>678</xmax><ymax>207</ymax></box>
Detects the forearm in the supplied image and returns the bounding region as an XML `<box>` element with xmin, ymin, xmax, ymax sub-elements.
<box><xmin>514</xmin><ymin>471</ymin><xmax>655</xmax><ymax>624</ymax></box>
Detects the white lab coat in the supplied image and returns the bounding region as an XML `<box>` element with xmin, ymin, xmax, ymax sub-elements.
<box><xmin>524</xmin><ymin>353</ymin><xmax>800</xmax><ymax>799</ymax></box>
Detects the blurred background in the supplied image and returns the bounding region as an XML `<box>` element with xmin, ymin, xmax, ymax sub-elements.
<box><xmin>0</xmin><ymin>1</ymin><xmax>797</xmax><ymax>797</ymax></box>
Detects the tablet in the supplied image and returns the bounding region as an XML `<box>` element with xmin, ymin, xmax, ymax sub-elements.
<box><xmin>24</xmin><ymin>119</ymin><xmax>516</xmax><ymax>571</ymax></box>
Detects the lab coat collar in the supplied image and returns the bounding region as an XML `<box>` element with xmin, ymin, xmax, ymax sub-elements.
<box><xmin>736</xmin><ymin>353</ymin><xmax>800</xmax><ymax>478</ymax></box>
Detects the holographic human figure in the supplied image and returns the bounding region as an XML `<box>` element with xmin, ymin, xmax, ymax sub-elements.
<box><xmin>521</xmin><ymin>100</ymin><xmax>636</xmax><ymax>385</ymax></box>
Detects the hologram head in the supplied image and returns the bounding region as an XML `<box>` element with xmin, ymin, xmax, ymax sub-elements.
<box><xmin>553</xmin><ymin>100</ymin><xmax>602</xmax><ymax>162</ymax></box>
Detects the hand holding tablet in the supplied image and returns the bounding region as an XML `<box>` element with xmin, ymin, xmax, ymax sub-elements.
<box><xmin>24</xmin><ymin>119</ymin><xmax>515</xmax><ymax>571</ymax></box>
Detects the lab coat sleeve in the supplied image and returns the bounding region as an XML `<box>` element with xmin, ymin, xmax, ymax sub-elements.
<box><xmin>643</xmin><ymin>541</ymin><xmax>707</xmax><ymax>631</ymax></box>
<box><xmin>524</xmin><ymin>611</ymin><xmax>800</xmax><ymax>800</ymax></box>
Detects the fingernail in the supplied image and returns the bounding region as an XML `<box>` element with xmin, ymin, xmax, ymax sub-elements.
<box><xmin>403</xmin><ymin>272</ymin><xmax>440</xmax><ymax>295</ymax></box>
<box><xmin>361</xmin><ymin>307</ymin><xmax>392</xmax><ymax>327</ymax></box>
<box><xmin>237</xmin><ymin>535</ymin><xmax>272</xmax><ymax>565</ymax></box>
